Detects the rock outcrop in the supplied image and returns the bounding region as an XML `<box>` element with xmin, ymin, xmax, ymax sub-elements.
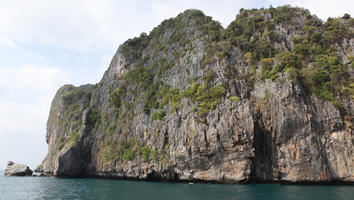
<box><xmin>5</xmin><ymin>161</ymin><xmax>33</xmax><ymax>176</ymax></box>
<box><xmin>38</xmin><ymin>6</ymin><xmax>354</xmax><ymax>183</ymax></box>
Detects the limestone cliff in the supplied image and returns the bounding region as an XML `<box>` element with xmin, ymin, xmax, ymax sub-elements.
<box><xmin>37</xmin><ymin>6</ymin><xmax>354</xmax><ymax>183</ymax></box>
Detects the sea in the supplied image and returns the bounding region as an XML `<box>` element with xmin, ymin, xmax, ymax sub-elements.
<box><xmin>0</xmin><ymin>170</ymin><xmax>353</xmax><ymax>200</ymax></box>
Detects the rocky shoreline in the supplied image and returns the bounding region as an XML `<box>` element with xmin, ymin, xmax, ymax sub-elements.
<box><xmin>15</xmin><ymin>169</ymin><xmax>354</xmax><ymax>185</ymax></box>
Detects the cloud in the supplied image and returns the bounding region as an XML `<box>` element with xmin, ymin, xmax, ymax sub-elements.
<box><xmin>0</xmin><ymin>64</ymin><xmax>70</xmax><ymax>93</ymax></box>
<box><xmin>0</xmin><ymin>100</ymin><xmax>44</xmax><ymax>135</ymax></box>
<box><xmin>0</xmin><ymin>0</ymin><xmax>352</xmax><ymax>54</ymax></box>
<box><xmin>0</xmin><ymin>0</ymin><xmax>164</xmax><ymax>52</ymax></box>
<box><xmin>0</xmin><ymin>33</ymin><xmax>16</xmax><ymax>47</ymax></box>
<box><xmin>0</xmin><ymin>0</ymin><xmax>118</xmax><ymax>51</ymax></box>
<box><xmin>0</xmin><ymin>64</ymin><xmax>70</xmax><ymax>168</ymax></box>
<box><xmin>1</xmin><ymin>0</ymin><xmax>352</xmax><ymax>55</ymax></box>
<box><xmin>0</xmin><ymin>64</ymin><xmax>71</xmax><ymax>134</ymax></box>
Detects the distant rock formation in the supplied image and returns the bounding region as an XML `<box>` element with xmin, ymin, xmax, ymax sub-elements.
<box><xmin>5</xmin><ymin>161</ymin><xmax>33</xmax><ymax>176</ymax></box>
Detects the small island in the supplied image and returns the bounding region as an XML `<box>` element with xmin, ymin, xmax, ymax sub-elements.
<box><xmin>35</xmin><ymin>6</ymin><xmax>353</xmax><ymax>184</ymax></box>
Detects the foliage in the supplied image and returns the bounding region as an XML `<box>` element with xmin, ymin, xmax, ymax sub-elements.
<box><xmin>57</xmin><ymin>137</ymin><xmax>65</xmax><ymax>151</ymax></box>
<box><xmin>202</xmin><ymin>70</ymin><xmax>216</xmax><ymax>85</ymax></box>
<box><xmin>68</xmin><ymin>125</ymin><xmax>80</xmax><ymax>143</ymax></box>
<box><xmin>107</xmin><ymin>124</ymin><xmax>116</xmax><ymax>135</ymax></box>
<box><xmin>152</xmin><ymin>110</ymin><xmax>166</xmax><ymax>120</ymax></box>
<box><xmin>88</xmin><ymin>108</ymin><xmax>101</xmax><ymax>131</ymax></box>
<box><xmin>140</xmin><ymin>146</ymin><xmax>151</xmax><ymax>161</ymax></box>
<box><xmin>152</xmin><ymin>147</ymin><xmax>159</xmax><ymax>160</ymax></box>
<box><xmin>143</xmin><ymin>80</ymin><xmax>161</xmax><ymax>114</ymax></box>
<box><xmin>123</xmin><ymin>150</ymin><xmax>135</xmax><ymax>161</ymax></box>
<box><xmin>342</xmin><ymin>13</ymin><xmax>351</xmax><ymax>20</ymax></box>
<box><xmin>275</xmin><ymin>51</ymin><xmax>302</xmax><ymax>70</ymax></box>
<box><xmin>183</xmin><ymin>81</ymin><xmax>226</xmax><ymax>121</ymax></box>
<box><xmin>161</xmin><ymin>87</ymin><xmax>183</xmax><ymax>112</ymax></box>
<box><xmin>121</xmin><ymin>32</ymin><xmax>150</xmax><ymax>60</ymax></box>
<box><xmin>229</xmin><ymin>96</ymin><xmax>241</xmax><ymax>102</ymax></box>
<box><xmin>110</xmin><ymin>87</ymin><xmax>125</xmax><ymax>109</ymax></box>
<box><xmin>222</xmin><ymin>6</ymin><xmax>300</xmax><ymax>60</ymax></box>
<box><xmin>119</xmin><ymin>137</ymin><xmax>138</xmax><ymax>161</ymax></box>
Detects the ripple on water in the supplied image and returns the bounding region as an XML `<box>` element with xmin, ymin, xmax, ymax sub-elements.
<box><xmin>0</xmin><ymin>172</ymin><xmax>353</xmax><ymax>200</ymax></box>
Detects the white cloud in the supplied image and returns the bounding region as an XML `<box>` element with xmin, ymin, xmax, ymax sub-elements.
<box><xmin>0</xmin><ymin>0</ymin><xmax>162</xmax><ymax>52</ymax></box>
<box><xmin>0</xmin><ymin>0</ymin><xmax>117</xmax><ymax>51</ymax></box>
<box><xmin>0</xmin><ymin>100</ymin><xmax>44</xmax><ymax>135</ymax></box>
<box><xmin>0</xmin><ymin>65</ymin><xmax>70</xmax><ymax>134</ymax></box>
<box><xmin>0</xmin><ymin>64</ymin><xmax>70</xmax><ymax>168</ymax></box>
<box><xmin>0</xmin><ymin>33</ymin><xmax>16</xmax><ymax>47</ymax></box>
<box><xmin>0</xmin><ymin>64</ymin><xmax>70</xmax><ymax>93</ymax></box>
<box><xmin>0</xmin><ymin>65</ymin><xmax>70</xmax><ymax>95</ymax></box>
<box><xmin>0</xmin><ymin>0</ymin><xmax>352</xmax><ymax>55</ymax></box>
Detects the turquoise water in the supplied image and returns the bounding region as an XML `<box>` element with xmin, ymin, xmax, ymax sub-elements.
<box><xmin>0</xmin><ymin>171</ymin><xmax>353</xmax><ymax>200</ymax></box>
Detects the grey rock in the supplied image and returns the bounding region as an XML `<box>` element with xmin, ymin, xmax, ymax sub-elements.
<box><xmin>5</xmin><ymin>161</ymin><xmax>33</xmax><ymax>176</ymax></box>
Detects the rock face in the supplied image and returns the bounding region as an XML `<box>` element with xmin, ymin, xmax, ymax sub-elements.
<box><xmin>38</xmin><ymin>6</ymin><xmax>354</xmax><ymax>183</ymax></box>
<box><xmin>5</xmin><ymin>161</ymin><xmax>33</xmax><ymax>176</ymax></box>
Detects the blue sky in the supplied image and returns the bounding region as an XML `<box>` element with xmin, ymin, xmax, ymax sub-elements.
<box><xmin>0</xmin><ymin>0</ymin><xmax>353</xmax><ymax>169</ymax></box>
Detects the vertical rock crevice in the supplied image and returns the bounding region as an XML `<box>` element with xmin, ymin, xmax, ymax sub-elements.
<box><xmin>250</xmin><ymin>114</ymin><xmax>278</xmax><ymax>181</ymax></box>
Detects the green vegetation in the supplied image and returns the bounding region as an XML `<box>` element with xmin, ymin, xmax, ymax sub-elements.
<box><xmin>140</xmin><ymin>146</ymin><xmax>151</xmax><ymax>161</ymax></box>
<box><xmin>61</xmin><ymin>86</ymin><xmax>92</xmax><ymax>108</ymax></box>
<box><xmin>142</xmin><ymin>80</ymin><xmax>161</xmax><ymax>114</ymax></box>
<box><xmin>148</xmin><ymin>9</ymin><xmax>222</xmax><ymax>56</ymax></box>
<box><xmin>221</xmin><ymin>6</ymin><xmax>353</xmax><ymax>109</ymax></box>
<box><xmin>57</xmin><ymin>137</ymin><xmax>64</xmax><ymax>151</ymax></box>
<box><xmin>88</xmin><ymin>108</ymin><xmax>101</xmax><ymax>131</ymax></box>
<box><xmin>68</xmin><ymin>122</ymin><xmax>81</xmax><ymax>143</ymax></box>
<box><xmin>107</xmin><ymin>124</ymin><xmax>116</xmax><ymax>135</ymax></box>
<box><xmin>56</xmin><ymin>86</ymin><xmax>92</xmax><ymax>151</ymax></box>
<box><xmin>183</xmin><ymin>80</ymin><xmax>226</xmax><ymax>121</ymax></box>
<box><xmin>278</xmin><ymin>16</ymin><xmax>352</xmax><ymax>107</ymax></box>
<box><xmin>160</xmin><ymin>86</ymin><xmax>183</xmax><ymax>112</ymax></box>
<box><xmin>118</xmin><ymin>137</ymin><xmax>138</xmax><ymax>161</ymax></box>
<box><xmin>99</xmin><ymin>135</ymin><xmax>164</xmax><ymax>165</ymax></box>
<box><xmin>152</xmin><ymin>110</ymin><xmax>166</xmax><ymax>120</ymax></box>
<box><xmin>264</xmin><ymin>89</ymin><xmax>270</xmax><ymax>99</ymax></box>
<box><xmin>223</xmin><ymin>7</ymin><xmax>285</xmax><ymax>60</ymax></box>
<box><xmin>152</xmin><ymin>147</ymin><xmax>159</xmax><ymax>160</ymax></box>
<box><xmin>121</xmin><ymin>33</ymin><xmax>150</xmax><ymax>60</ymax></box>
<box><xmin>275</xmin><ymin>52</ymin><xmax>302</xmax><ymax>70</ymax></box>
<box><xmin>229</xmin><ymin>96</ymin><xmax>241</xmax><ymax>102</ymax></box>
<box><xmin>122</xmin><ymin>149</ymin><xmax>135</xmax><ymax>161</ymax></box>
<box><xmin>60</xmin><ymin>88</ymin><xmax>87</xmax><ymax>130</ymax></box>
<box><xmin>110</xmin><ymin>87</ymin><xmax>125</xmax><ymax>109</ymax></box>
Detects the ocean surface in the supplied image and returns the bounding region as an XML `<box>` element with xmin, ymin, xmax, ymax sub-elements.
<box><xmin>0</xmin><ymin>171</ymin><xmax>353</xmax><ymax>200</ymax></box>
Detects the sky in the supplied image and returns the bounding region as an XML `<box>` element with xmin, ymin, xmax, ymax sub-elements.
<box><xmin>0</xmin><ymin>0</ymin><xmax>353</xmax><ymax>170</ymax></box>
